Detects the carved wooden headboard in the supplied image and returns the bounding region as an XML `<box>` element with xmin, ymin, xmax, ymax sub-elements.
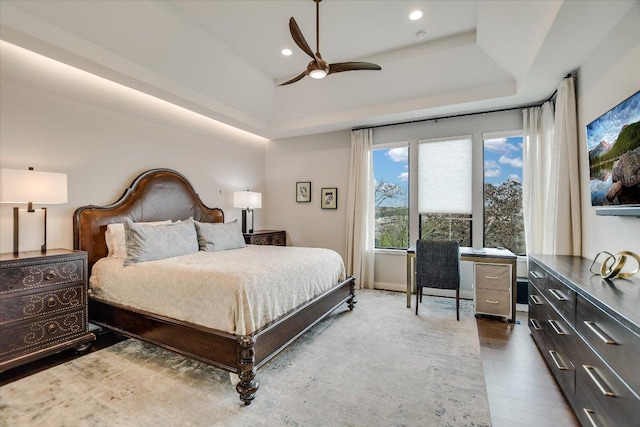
<box><xmin>73</xmin><ymin>168</ymin><xmax>224</xmax><ymax>273</ymax></box>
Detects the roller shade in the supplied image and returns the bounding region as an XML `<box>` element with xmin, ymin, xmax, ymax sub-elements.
<box><xmin>418</xmin><ymin>136</ymin><xmax>472</xmax><ymax>214</ymax></box>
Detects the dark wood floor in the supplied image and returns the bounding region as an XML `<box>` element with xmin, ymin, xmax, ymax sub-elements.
<box><xmin>477</xmin><ymin>311</ymin><xmax>580</xmax><ymax>427</ymax></box>
<box><xmin>3</xmin><ymin>310</ymin><xmax>580</xmax><ymax>426</ymax></box>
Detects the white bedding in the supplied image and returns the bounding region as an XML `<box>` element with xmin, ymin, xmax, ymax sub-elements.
<box><xmin>89</xmin><ymin>245</ymin><xmax>346</xmax><ymax>335</ymax></box>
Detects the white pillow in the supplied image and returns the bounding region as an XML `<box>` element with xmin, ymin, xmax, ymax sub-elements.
<box><xmin>105</xmin><ymin>220</ymin><xmax>171</xmax><ymax>258</ymax></box>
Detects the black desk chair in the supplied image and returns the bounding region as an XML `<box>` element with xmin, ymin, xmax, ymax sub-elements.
<box><xmin>415</xmin><ymin>240</ymin><xmax>460</xmax><ymax>320</ymax></box>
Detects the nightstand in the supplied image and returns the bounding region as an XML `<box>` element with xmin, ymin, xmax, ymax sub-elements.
<box><xmin>0</xmin><ymin>249</ymin><xmax>95</xmax><ymax>372</ymax></box>
<box><xmin>244</xmin><ymin>230</ymin><xmax>286</xmax><ymax>246</ymax></box>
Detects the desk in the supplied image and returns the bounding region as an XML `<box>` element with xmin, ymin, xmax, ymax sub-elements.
<box><xmin>407</xmin><ymin>246</ymin><xmax>517</xmax><ymax>322</ymax></box>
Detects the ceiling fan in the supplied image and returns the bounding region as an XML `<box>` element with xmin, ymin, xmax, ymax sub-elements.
<box><xmin>279</xmin><ymin>0</ymin><xmax>382</xmax><ymax>86</ymax></box>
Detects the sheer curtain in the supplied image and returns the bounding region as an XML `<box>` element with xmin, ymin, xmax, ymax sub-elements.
<box><xmin>523</xmin><ymin>76</ymin><xmax>581</xmax><ymax>255</ymax></box>
<box><xmin>345</xmin><ymin>128</ymin><xmax>375</xmax><ymax>289</ymax></box>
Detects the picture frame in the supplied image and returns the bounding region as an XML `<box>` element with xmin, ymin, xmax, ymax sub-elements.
<box><xmin>296</xmin><ymin>181</ymin><xmax>311</xmax><ymax>202</ymax></box>
<box><xmin>321</xmin><ymin>188</ymin><xmax>337</xmax><ymax>209</ymax></box>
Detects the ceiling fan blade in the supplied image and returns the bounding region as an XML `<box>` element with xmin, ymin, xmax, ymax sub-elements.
<box><xmin>278</xmin><ymin>70</ymin><xmax>308</xmax><ymax>86</ymax></box>
<box><xmin>289</xmin><ymin>17</ymin><xmax>315</xmax><ymax>59</ymax></box>
<box><xmin>328</xmin><ymin>62</ymin><xmax>382</xmax><ymax>75</ymax></box>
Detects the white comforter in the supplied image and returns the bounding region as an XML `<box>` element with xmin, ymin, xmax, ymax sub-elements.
<box><xmin>89</xmin><ymin>245</ymin><xmax>346</xmax><ymax>335</ymax></box>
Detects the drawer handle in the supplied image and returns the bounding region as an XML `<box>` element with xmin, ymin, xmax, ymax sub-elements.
<box><xmin>44</xmin><ymin>271</ymin><xmax>56</xmax><ymax>280</ymax></box>
<box><xmin>582</xmin><ymin>408</ymin><xmax>599</xmax><ymax>427</ymax></box>
<box><xmin>548</xmin><ymin>288</ymin><xmax>568</xmax><ymax>301</ymax></box>
<box><xmin>47</xmin><ymin>323</ymin><xmax>57</xmax><ymax>334</ymax></box>
<box><xmin>583</xmin><ymin>321</ymin><xmax>616</xmax><ymax>345</ymax></box>
<box><xmin>485</xmin><ymin>300</ymin><xmax>499</xmax><ymax>304</ymax></box>
<box><xmin>530</xmin><ymin>271</ymin><xmax>543</xmax><ymax>279</ymax></box>
<box><xmin>548</xmin><ymin>350</ymin><xmax>568</xmax><ymax>370</ymax></box>
<box><xmin>485</xmin><ymin>276</ymin><xmax>499</xmax><ymax>280</ymax></box>
<box><xmin>529</xmin><ymin>294</ymin><xmax>543</xmax><ymax>305</ymax></box>
<box><xmin>529</xmin><ymin>319</ymin><xmax>543</xmax><ymax>331</ymax></box>
<box><xmin>583</xmin><ymin>365</ymin><xmax>616</xmax><ymax>397</ymax></box>
<box><xmin>548</xmin><ymin>319</ymin><xmax>565</xmax><ymax>336</ymax></box>
<box><xmin>47</xmin><ymin>296</ymin><xmax>57</xmax><ymax>308</ymax></box>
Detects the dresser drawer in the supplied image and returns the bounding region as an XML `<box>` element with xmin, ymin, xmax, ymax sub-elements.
<box><xmin>0</xmin><ymin>258</ymin><xmax>85</xmax><ymax>294</ymax></box>
<box><xmin>528</xmin><ymin>281</ymin><xmax>547</xmax><ymax>350</ymax></box>
<box><xmin>528</xmin><ymin>259</ymin><xmax>549</xmax><ymax>292</ymax></box>
<box><xmin>0</xmin><ymin>309</ymin><xmax>87</xmax><ymax>359</ymax></box>
<box><xmin>576</xmin><ymin>295</ymin><xmax>640</xmax><ymax>394</ymax></box>
<box><xmin>244</xmin><ymin>231</ymin><xmax>286</xmax><ymax>246</ymax></box>
<box><xmin>475</xmin><ymin>264</ymin><xmax>510</xmax><ymax>291</ymax></box>
<box><xmin>0</xmin><ymin>285</ymin><xmax>85</xmax><ymax>325</ymax></box>
<box><xmin>475</xmin><ymin>289</ymin><xmax>510</xmax><ymax>316</ymax></box>
<box><xmin>544</xmin><ymin>277</ymin><xmax>576</xmax><ymax>326</ymax></box>
<box><xmin>544</xmin><ymin>310</ymin><xmax>577</xmax><ymax>401</ymax></box>
<box><xmin>575</xmin><ymin>336</ymin><xmax>640</xmax><ymax>427</ymax></box>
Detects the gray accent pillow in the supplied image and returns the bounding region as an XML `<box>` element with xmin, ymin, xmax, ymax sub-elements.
<box><xmin>195</xmin><ymin>221</ymin><xmax>246</xmax><ymax>252</ymax></box>
<box><xmin>123</xmin><ymin>219</ymin><xmax>199</xmax><ymax>266</ymax></box>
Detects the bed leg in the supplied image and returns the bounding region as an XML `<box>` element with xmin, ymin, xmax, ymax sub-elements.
<box><xmin>236</xmin><ymin>335</ymin><xmax>259</xmax><ymax>405</ymax></box>
<box><xmin>347</xmin><ymin>276</ymin><xmax>357</xmax><ymax>310</ymax></box>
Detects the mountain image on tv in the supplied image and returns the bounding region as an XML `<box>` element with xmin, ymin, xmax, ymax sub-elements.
<box><xmin>587</xmin><ymin>91</ymin><xmax>640</xmax><ymax>206</ymax></box>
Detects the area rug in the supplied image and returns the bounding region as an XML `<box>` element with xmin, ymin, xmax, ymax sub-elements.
<box><xmin>0</xmin><ymin>290</ymin><xmax>491</xmax><ymax>426</ymax></box>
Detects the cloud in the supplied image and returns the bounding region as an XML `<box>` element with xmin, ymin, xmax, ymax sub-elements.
<box><xmin>485</xmin><ymin>169</ymin><xmax>501</xmax><ymax>178</ymax></box>
<box><xmin>386</xmin><ymin>147</ymin><xmax>408</xmax><ymax>162</ymax></box>
<box><xmin>484</xmin><ymin>160</ymin><xmax>498</xmax><ymax>169</ymax></box>
<box><xmin>484</xmin><ymin>138</ymin><xmax>518</xmax><ymax>154</ymax></box>
<box><xmin>499</xmin><ymin>154</ymin><xmax>523</xmax><ymax>168</ymax></box>
<box><xmin>398</xmin><ymin>171</ymin><xmax>408</xmax><ymax>181</ymax></box>
<box><xmin>508</xmin><ymin>174</ymin><xmax>521</xmax><ymax>183</ymax></box>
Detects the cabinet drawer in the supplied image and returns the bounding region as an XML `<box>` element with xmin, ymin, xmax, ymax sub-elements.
<box><xmin>544</xmin><ymin>310</ymin><xmax>576</xmax><ymax>401</ymax></box>
<box><xmin>575</xmin><ymin>337</ymin><xmax>640</xmax><ymax>427</ymax></box>
<box><xmin>0</xmin><ymin>259</ymin><xmax>84</xmax><ymax>294</ymax></box>
<box><xmin>528</xmin><ymin>259</ymin><xmax>548</xmax><ymax>291</ymax></box>
<box><xmin>475</xmin><ymin>264</ymin><xmax>510</xmax><ymax>291</ymax></box>
<box><xmin>0</xmin><ymin>285</ymin><xmax>85</xmax><ymax>325</ymax></box>
<box><xmin>576</xmin><ymin>295</ymin><xmax>640</xmax><ymax>394</ymax></box>
<box><xmin>475</xmin><ymin>289</ymin><xmax>510</xmax><ymax>316</ymax></box>
<box><xmin>0</xmin><ymin>309</ymin><xmax>87</xmax><ymax>359</ymax></box>
<box><xmin>528</xmin><ymin>281</ymin><xmax>547</xmax><ymax>350</ymax></box>
<box><xmin>544</xmin><ymin>278</ymin><xmax>576</xmax><ymax>326</ymax></box>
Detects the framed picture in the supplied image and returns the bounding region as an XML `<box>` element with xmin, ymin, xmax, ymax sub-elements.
<box><xmin>321</xmin><ymin>188</ymin><xmax>337</xmax><ymax>209</ymax></box>
<box><xmin>296</xmin><ymin>181</ymin><xmax>311</xmax><ymax>202</ymax></box>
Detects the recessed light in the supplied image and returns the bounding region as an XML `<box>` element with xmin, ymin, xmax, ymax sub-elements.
<box><xmin>409</xmin><ymin>10</ymin><xmax>423</xmax><ymax>21</ymax></box>
<box><xmin>281</xmin><ymin>48</ymin><xmax>292</xmax><ymax>56</ymax></box>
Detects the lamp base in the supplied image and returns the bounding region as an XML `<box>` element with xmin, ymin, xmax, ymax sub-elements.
<box><xmin>12</xmin><ymin>206</ymin><xmax>48</xmax><ymax>255</ymax></box>
<box><xmin>241</xmin><ymin>209</ymin><xmax>254</xmax><ymax>234</ymax></box>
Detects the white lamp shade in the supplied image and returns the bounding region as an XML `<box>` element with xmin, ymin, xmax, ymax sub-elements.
<box><xmin>233</xmin><ymin>191</ymin><xmax>262</xmax><ymax>209</ymax></box>
<box><xmin>0</xmin><ymin>168</ymin><xmax>68</xmax><ymax>204</ymax></box>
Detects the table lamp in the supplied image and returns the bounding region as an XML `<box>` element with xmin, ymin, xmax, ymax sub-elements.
<box><xmin>233</xmin><ymin>190</ymin><xmax>262</xmax><ymax>234</ymax></box>
<box><xmin>0</xmin><ymin>167</ymin><xmax>68</xmax><ymax>254</ymax></box>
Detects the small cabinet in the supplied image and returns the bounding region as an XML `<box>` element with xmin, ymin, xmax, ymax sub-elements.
<box><xmin>244</xmin><ymin>230</ymin><xmax>286</xmax><ymax>246</ymax></box>
<box><xmin>0</xmin><ymin>249</ymin><xmax>95</xmax><ymax>372</ymax></box>
<box><xmin>474</xmin><ymin>263</ymin><xmax>512</xmax><ymax>320</ymax></box>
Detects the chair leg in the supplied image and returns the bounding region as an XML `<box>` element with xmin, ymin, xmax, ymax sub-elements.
<box><xmin>415</xmin><ymin>286</ymin><xmax>419</xmax><ymax>315</ymax></box>
<box><xmin>456</xmin><ymin>288</ymin><xmax>460</xmax><ymax>321</ymax></box>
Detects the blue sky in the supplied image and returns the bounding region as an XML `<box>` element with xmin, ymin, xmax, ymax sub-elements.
<box><xmin>586</xmin><ymin>91</ymin><xmax>639</xmax><ymax>150</ymax></box>
<box><xmin>483</xmin><ymin>136</ymin><xmax>523</xmax><ymax>186</ymax></box>
<box><xmin>373</xmin><ymin>137</ymin><xmax>523</xmax><ymax>191</ymax></box>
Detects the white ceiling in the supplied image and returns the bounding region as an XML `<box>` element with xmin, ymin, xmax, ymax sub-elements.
<box><xmin>0</xmin><ymin>0</ymin><xmax>635</xmax><ymax>139</ymax></box>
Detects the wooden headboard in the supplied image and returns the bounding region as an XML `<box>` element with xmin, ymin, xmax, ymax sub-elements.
<box><xmin>74</xmin><ymin>168</ymin><xmax>224</xmax><ymax>273</ymax></box>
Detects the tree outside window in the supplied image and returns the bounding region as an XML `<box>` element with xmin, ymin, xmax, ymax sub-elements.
<box><xmin>373</xmin><ymin>145</ymin><xmax>409</xmax><ymax>249</ymax></box>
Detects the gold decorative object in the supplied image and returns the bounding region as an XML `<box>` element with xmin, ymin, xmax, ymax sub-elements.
<box><xmin>590</xmin><ymin>251</ymin><xmax>640</xmax><ymax>279</ymax></box>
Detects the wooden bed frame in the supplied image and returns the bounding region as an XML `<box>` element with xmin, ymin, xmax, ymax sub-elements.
<box><xmin>73</xmin><ymin>168</ymin><xmax>356</xmax><ymax>405</ymax></box>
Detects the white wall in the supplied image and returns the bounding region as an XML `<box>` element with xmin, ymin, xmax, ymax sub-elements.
<box><xmin>577</xmin><ymin>1</ymin><xmax>640</xmax><ymax>259</ymax></box>
<box><xmin>264</xmin><ymin>130</ymin><xmax>351</xmax><ymax>260</ymax></box>
<box><xmin>0</xmin><ymin>42</ymin><xmax>267</xmax><ymax>254</ymax></box>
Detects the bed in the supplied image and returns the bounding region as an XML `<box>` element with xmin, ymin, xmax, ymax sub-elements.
<box><xmin>73</xmin><ymin>168</ymin><xmax>356</xmax><ymax>405</ymax></box>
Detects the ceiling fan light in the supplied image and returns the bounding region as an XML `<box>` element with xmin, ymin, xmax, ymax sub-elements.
<box><xmin>309</xmin><ymin>69</ymin><xmax>327</xmax><ymax>79</ymax></box>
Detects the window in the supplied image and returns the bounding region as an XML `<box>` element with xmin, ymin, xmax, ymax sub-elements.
<box><xmin>373</xmin><ymin>143</ymin><xmax>409</xmax><ymax>249</ymax></box>
<box><xmin>483</xmin><ymin>134</ymin><xmax>525</xmax><ymax>255</ymax></box>
<box><xmin>418</xmin><ymin>136</ymin><xmax>472</xmax><ymax>246</ymax></box>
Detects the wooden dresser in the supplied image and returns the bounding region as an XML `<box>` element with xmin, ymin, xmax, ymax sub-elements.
<box><xmin>0</xmin><ymin>249</ymin><xmax>95</xmax><ymax>372</ymax></box>
<box><xmin>528</xmin><ymin>254</ymin><xmax>639</xmax><ymax>427</ymax></box>
<box><xmin>244</xmin><ymin>230</ymin><xmax>286</xmax><ymax>246</ymax></box>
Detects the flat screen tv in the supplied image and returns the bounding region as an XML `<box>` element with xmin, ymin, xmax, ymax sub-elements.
<box><xmin>586</xmin><ymin>90</ymin><xmax>640</xmax><ymax>216</ymax></box>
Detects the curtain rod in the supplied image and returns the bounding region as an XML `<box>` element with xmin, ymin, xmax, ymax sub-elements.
<box><xmin>353</xmin><ymin>73</ymin><xmax>576</xmax><ymax>132</ymax></box>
